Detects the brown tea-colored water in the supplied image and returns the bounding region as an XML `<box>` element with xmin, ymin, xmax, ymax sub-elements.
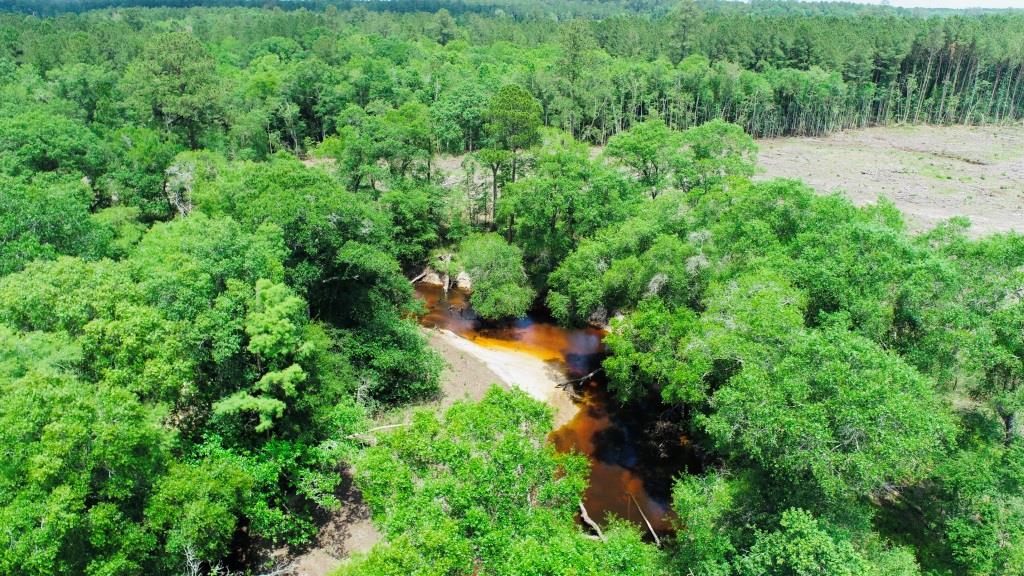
<box><xmin>549</xmin><ymin>384</ymin><xmax>677</xmax><ymax>534</ymax></box>
<box><xmin>415</xmin><ymin>284</ymin><xmax>688</xmax><ymax>537</ymax></box>
<box><xmin>416</xmin><ymin>284</ymin><xmax>604</xmax><ymax>366</ymax></box>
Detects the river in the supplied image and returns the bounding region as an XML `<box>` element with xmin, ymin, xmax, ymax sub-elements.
<box><xmin>415</xmin><ymin>284</ymin><xmax>694</xmax><ymax>538</ymax></box>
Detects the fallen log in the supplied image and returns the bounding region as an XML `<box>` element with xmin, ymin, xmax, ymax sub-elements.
<box><xmin>362</xmin><ymin>423</ymin><xmax>411</xmax><ymax>434</ymax></box>
<box><xmin>410</xmin><ymin>269</ymin><xmax>429</xmax><ymax>284</ymax></box>
<box><xmin>345</xmin><ymin>423</ymin><xmax>412</xmax><ymax>445</ymax></box>
<box><xmin>556</xmin><ymin>368</ymin><xmax>603</xmax><ymax>390</ymax></box>
<box><xmin>628</xmin><ymin>492</ymin><xmax>661</xmax><ymax>547</ymax></box>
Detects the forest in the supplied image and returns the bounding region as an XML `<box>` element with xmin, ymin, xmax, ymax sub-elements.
<box><xmin>0</xmin><ymin>1</ymin><xmax>1023</xmax><ymax>575</ymax></box>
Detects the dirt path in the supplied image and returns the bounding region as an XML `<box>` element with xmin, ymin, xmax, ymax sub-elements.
<box><xmin>757</xmin><ymin>124</ymin><xmax>1024</xmax><ymax>236</ymax></box>
<box><xmin>286</xmin><ymin>330</ymin><xmax>502</xmax><ymax>576</ymax></box>
<box><xmin>290</xmin><ymin>327</ymin><xmax>578</xmax><ymax>575</ymax></box>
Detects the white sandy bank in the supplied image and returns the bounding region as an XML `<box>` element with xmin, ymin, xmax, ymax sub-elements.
<box><xmin>432</xmin><ymin>328</ymin><xmax>579</xmax><ymax>426</ymax></box>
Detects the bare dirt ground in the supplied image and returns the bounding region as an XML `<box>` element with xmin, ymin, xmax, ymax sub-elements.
<box><xmin>423</xmin><ymin>327</ymin><xmax>510</xmax><ymax>409</ymax></box>
<box><xmin>757</xmin><ymin>124</ymin><xmax>1024</xmax><ymax>236</ymax></box>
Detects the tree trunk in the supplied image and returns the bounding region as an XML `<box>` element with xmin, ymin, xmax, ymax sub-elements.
<box><xmin>999</xmin><ymin>405</ymin><xmax>1018</xmax><ymax>445</ymax></box>
<box><xmin>187</xmin><ymin>123</ymin><xmax>199</xmax><ymax>150</ymax></box>
<box><xmin>490</xmin><ymin>165</ymin><xmax>499</xmax><ymax>231</ymax></box>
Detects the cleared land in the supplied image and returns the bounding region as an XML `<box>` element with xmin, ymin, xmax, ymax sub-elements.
<box><xmin>757</xmin><ymin>125</ymin><xmax>1024</xmax><ymax>236</ymax></box>
<box><xmin>441</xmin><ymin>125</ymin><xmax>1024</xmax><ymax>237</ymax></box>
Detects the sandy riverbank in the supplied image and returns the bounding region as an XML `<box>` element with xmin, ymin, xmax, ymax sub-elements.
<box><xmin>427</xmin><ymin>327</ymin><xmax>579</xmax><ymax>427</ymax></box>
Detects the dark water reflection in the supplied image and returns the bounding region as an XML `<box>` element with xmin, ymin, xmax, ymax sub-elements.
<box><xmin>549</xmin><ymin>383</ymin><xmax>689</xmax><ymax>534</ymax></box>
<box><xmin>415</xmin><ymin>284</ymin><xmax>692</xmax><ymax>537</ymax></box>
<box><xmin>415</xmin><ymin>283</ymin><xmax>605</xmax><ymax>363</ymax></box>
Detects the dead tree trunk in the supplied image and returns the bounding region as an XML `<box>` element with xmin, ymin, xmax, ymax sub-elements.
<box><xmin>628</xmin><ymin>492</ymin><xmax>661</xmax><ymax>547</ymax></box>
<box><xmin>579</xmin><ymin>502</ymin><xmax>605</xmax><ymax>542</ymax></box>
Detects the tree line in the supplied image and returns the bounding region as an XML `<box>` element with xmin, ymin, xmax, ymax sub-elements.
<box><xmin>2</xmin><ymin>2</ymin><xmax>1023</xmax><ymax>151</ymax></box>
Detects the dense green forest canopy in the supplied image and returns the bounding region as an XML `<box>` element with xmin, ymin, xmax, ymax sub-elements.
<box><xmin>2</xmin><ymin>0</ymin><xmax>1024</xmax><ymax>143</ymax></box>
<box><xmin>1</xmin><ymin>2</ymin><xmax>1024</xmax><ymax>575</ymax></box>
<box><xmin>1</xmin><ymin>0</ymin><xmax>1010</xmax><ymax>18</ymax></box>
